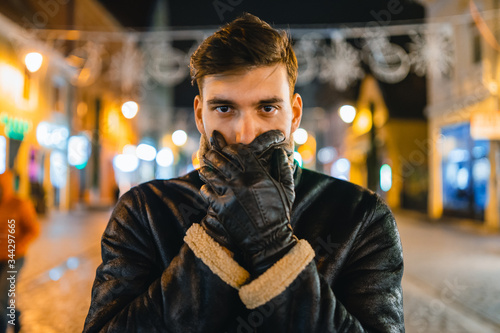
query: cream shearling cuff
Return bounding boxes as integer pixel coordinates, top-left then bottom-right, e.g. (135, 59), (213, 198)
(239, 239), (315, 309)
(184, 223), (250, 289)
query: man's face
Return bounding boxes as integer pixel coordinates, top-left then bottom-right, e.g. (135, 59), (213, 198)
(194, 64), (302, 156)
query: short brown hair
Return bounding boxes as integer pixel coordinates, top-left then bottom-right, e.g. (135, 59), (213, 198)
(189, 13), (298, 95)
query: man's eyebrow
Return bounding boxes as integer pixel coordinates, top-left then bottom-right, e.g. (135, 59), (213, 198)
(206, 98), (236, 106)
(206, 97), (284, 106)
(256, 97), (284, 105)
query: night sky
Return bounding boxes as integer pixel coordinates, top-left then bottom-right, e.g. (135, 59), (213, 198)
(97, 0), (427, 118)
(98, 0), (425, 28)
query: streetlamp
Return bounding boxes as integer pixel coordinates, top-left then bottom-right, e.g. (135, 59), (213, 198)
(339, 105), (356, 123)
(25, 52), (43, 73)
(121, 101), (139, 119)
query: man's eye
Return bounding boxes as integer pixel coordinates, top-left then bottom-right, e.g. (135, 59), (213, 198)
(262, 105), (277, 113)
(215, 106), (231, 113)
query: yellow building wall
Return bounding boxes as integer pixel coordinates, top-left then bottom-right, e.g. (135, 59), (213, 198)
(0, 0), (129, 212)
(346, 75), (428, 210)
(0, 34), (49, 202)
(382, 120), (428, 209)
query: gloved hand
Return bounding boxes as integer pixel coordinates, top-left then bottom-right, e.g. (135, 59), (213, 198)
(198, 129), (292, 252)
(199, 130), (297, 277)
(199, 212), (235, 251)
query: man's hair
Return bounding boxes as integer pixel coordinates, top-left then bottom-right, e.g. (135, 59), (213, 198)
(189, 13), (298, 95)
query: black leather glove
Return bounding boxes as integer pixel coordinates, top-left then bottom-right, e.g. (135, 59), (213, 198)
(199, 130), (297, 277)
(199, 213), (235, 250)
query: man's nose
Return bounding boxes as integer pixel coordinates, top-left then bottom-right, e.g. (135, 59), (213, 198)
(234, 114), (259, 145)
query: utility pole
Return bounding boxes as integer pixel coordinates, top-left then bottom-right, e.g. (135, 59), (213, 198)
(366, 102), (379, 193)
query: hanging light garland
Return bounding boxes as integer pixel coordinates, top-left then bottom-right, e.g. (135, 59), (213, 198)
(10, 8), (500, 93)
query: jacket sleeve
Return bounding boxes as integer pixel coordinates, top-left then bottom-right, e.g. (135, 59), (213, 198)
(224, 194), (404, 332)
(83, 187), (250, 333)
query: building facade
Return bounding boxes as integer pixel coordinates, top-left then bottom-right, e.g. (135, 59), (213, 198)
(422, 0), (500, 229)
(0, 0), (137, 212)
(344, 75), (428, 211)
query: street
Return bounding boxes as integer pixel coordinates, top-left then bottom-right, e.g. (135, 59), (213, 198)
(400, 211), (500, 333)
(14, 209), (109, 333)
(12, 208), (500, 333)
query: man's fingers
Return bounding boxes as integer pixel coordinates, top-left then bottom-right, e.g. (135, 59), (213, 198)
(220, 144), (252, 169)
(271, 148), (294, 187)
(199, 166), (227, 196)
(200, 183), (219, 204)
(210, 130), (228, 151)
(203, 149), (242, 180)
(248, 130), (285, 156)
(270, 148), (295, 209)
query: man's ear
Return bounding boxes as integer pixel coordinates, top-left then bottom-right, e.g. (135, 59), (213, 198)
(290, 93), (303, 134)
(194, 95), (205, 135)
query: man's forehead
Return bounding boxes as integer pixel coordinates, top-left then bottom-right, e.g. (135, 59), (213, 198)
(200, 64), (289, 98)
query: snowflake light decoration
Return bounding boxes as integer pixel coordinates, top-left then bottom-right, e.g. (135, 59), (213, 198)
(362, 30), (411, 84)
(409, 24), (455, 78)
(66, 41), (104, 87)
(108, 36), (145, 93)
(145, 41), (188, 87)
(294, 32), (323, 86)
(319, 37), (364, 91)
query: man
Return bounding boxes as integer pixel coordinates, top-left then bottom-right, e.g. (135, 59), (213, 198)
(84, 13), (404, 333)
(0, 170), (40, 333)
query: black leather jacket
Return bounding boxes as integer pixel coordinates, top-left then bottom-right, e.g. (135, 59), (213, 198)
(83, 165), (404, 332)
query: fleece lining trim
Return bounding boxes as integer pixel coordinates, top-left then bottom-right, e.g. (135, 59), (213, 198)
(184, 224), (250, 289)
(239, 239), (315, 309)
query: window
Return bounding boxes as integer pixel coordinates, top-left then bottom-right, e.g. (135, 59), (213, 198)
(441, 122), (489, 221)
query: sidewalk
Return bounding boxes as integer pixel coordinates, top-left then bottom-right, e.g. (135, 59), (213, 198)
(397, 210), (500, 333)
(16, 209), (111, 333)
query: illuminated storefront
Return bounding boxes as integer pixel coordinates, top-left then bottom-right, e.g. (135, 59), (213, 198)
(344, 75), (429, 211)
(0, 13), (74, 211)
(441, 123), (490, 220)
(424, 0), (499, 230)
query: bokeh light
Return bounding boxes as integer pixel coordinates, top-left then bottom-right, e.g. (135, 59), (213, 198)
(339, 105), (356, 123)
(121, 101), (139, 119)
(25, 52), (43, 73)
(172, 130), (188, 146)
(136, 143), (157, 161)
(156, 147), (174, 167)
(293, 128), (308, 145)
(380, 164), (392, 192)
(317, 146), (337, 164)
(293, 151), (303, 166)
(113, 154), (139, 172)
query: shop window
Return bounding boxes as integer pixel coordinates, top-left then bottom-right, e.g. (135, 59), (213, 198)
(441, 123), (489, 221)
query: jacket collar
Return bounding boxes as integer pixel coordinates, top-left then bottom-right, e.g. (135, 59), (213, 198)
(293, 159), (302, 188)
